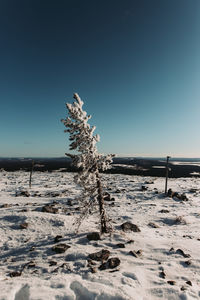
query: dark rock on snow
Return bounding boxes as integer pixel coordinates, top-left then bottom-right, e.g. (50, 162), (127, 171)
(99, 257), (120, 270)
(167, 280), (176, 285)
(9, 271), (22, 277)
(1, 203), (12, 208)
(121, 222), (141, 232)
(176, 249), (191, 258)
(52, 243), (70, 254)
(167, 189), (188, 201)
(115, 243), (125, 248)
(87, 232), (101, 241)
(42, 204), (58, 214)
(89, 249), (110, 261)
(159, 209), (170, 213)
(49, 260), (57, 266)
(54, 235), (63, 243)
(141, 186), (148, 191)
(90, 267), (97, 273)
(20, 222), (29, 229)
(184, 260), (192, 266)
(126, 240), (134, 244)
(129, 249), (143, 258)
(103, 192), (115, 202)
(181, 286), (187, 291)
(159, 271), (166, 279)
(148, 222), (160, 228)
(15, 190), (30, 197)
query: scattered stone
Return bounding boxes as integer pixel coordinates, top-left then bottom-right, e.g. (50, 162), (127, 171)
(129, 250), (143, 258)
(115, 189), (126, 193)
(11, 258), (17, 262)
(169, 247), (174, 252)
(42, 204), (58, 214)
(90, 267), (97, 273)
(1, 203), (12, 208)
(148, 222), (160, 228)
(31, 270), (39, 274)
(54, 235), (62, 243)
(67, 199), (73, 206)
(87, 232), (101, 241)
(109, 269), (120, 273)
(180, 194), (188, 201)
(186, 280), (192, 286)
(184, 260), (192, 266)
(21, 208), (29, 212)
(51, 263), (70, 273)
(121, 222), (141, 232)
(51, 267), (59, 273)
(167, 280), (176, 285)
(126, 240), (134, 244)
(137, 249), (143, 256)
(20, 222), (29, 229)
(9, 271), (22, 277)
(108, 257), (121, 268)
(45, 191), (61, 197)
(176, 249), (191, 258)
(99, 257), (120, 270)
(87, 259), (97, 266)
(89, 249), (110, 261)
(181, 286), (187, 291)
(49, 260), (57, 266)
(15, 190), (30, 197)
(159, 209), (170, 213)
(104, 193), (111, 201)
(189, 188), (197, 193)
(52, 243), (70, 254)
(174, 216), (187, 225)
(167, 189), (188, 201)
(141, 186), (148, 191)
(167, 189), (173, 197)
(26, 261), (36, 268)
(103, 193), (115, 202)
(159, 271), (166, 279)
(183, 235), (192, 239)
(115, 243), (125, 248)
(29, 246), (35, 252)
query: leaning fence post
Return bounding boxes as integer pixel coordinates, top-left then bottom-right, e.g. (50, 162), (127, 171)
(165, 156), (171, 194)
(29, 160), (34, 188)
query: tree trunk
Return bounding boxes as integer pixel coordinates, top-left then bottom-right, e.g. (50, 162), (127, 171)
(96, 172), (108, 234)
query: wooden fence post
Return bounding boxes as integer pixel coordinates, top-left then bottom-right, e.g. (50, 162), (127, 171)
(165, 156), (171, 194)
(29, 160), (34, 188)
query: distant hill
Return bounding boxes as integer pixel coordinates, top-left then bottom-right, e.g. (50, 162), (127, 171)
(0, 157), (200, 178)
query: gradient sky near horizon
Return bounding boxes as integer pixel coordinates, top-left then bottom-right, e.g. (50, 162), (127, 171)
(0, 0), (200, 158)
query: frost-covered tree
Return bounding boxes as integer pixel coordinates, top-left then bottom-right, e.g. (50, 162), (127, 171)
(61, 93), (114, 234)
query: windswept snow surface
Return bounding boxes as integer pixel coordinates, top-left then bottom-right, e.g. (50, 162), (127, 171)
(0, 171), (200, 300)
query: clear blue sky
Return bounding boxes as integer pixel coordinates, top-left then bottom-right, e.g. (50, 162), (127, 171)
(0, 0), (200, 158)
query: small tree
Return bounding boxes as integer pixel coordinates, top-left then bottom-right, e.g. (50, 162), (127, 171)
(61, 93), (114, 234)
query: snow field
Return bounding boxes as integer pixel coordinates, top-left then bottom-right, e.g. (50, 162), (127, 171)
(0, 171), (200, 299)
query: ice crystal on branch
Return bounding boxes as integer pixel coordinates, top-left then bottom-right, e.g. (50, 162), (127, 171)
(61, 93), (114, 233)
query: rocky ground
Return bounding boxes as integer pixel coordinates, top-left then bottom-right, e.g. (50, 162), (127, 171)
(0, 170), (200, 299)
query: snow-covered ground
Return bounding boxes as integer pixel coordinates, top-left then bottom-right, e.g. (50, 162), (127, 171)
(0, 171), (200, 300)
